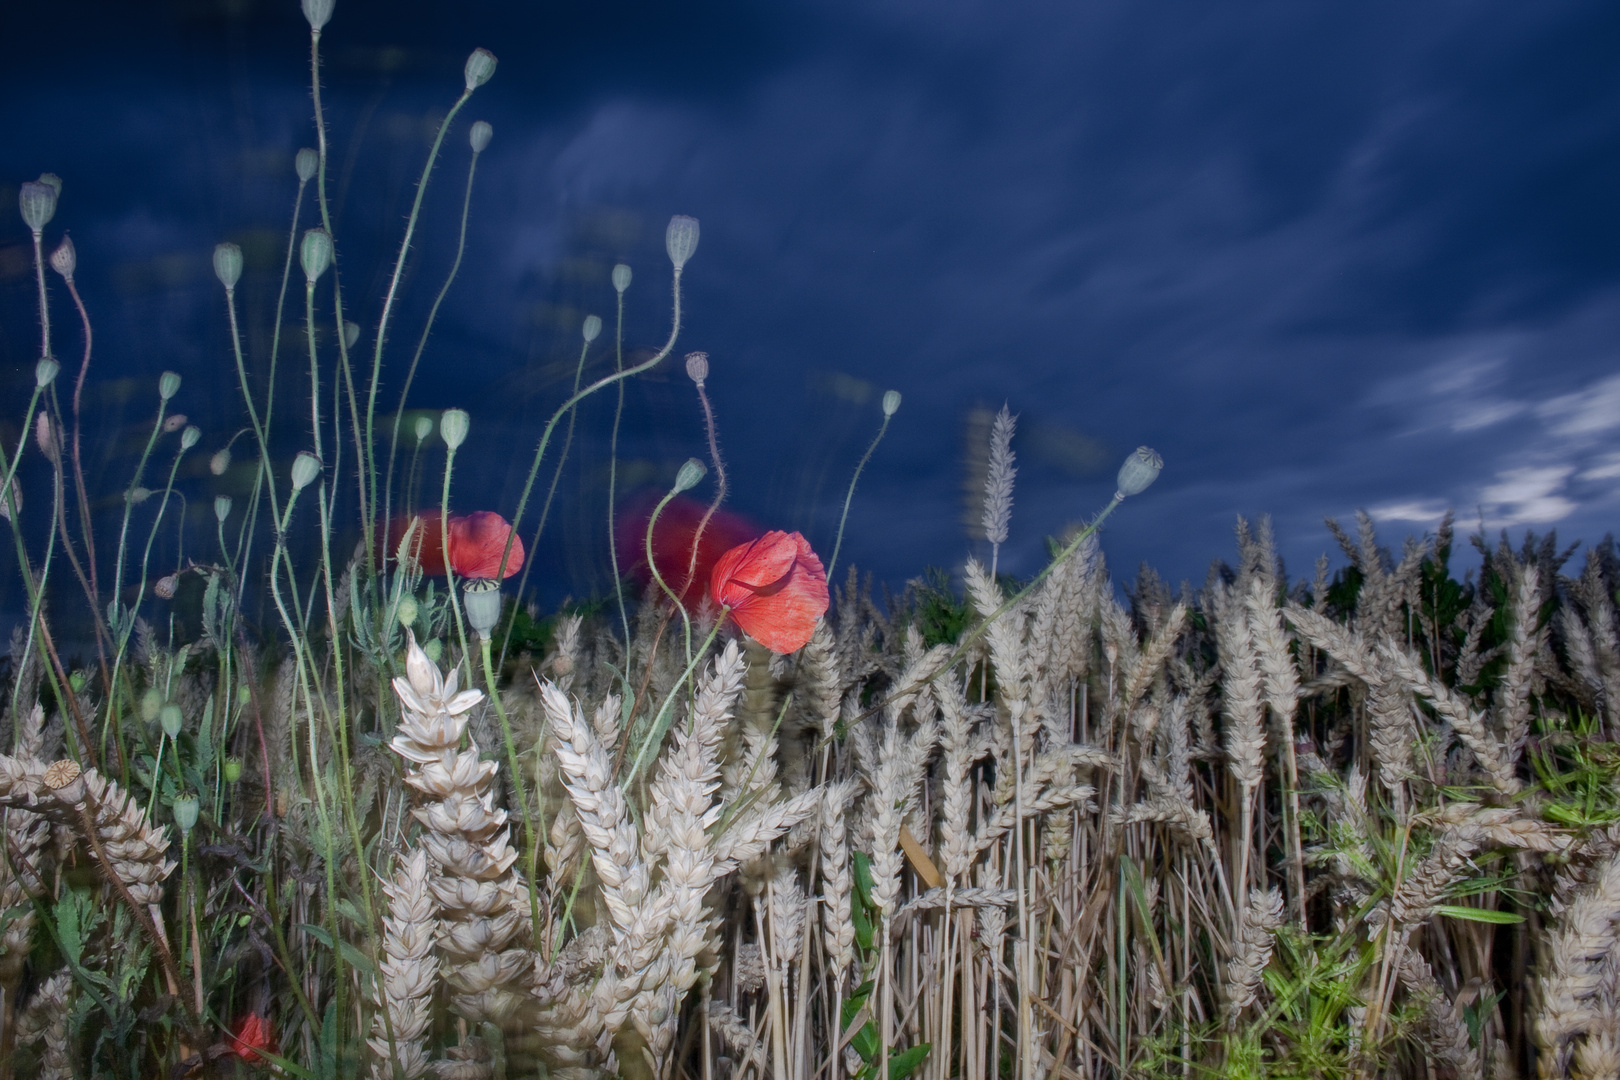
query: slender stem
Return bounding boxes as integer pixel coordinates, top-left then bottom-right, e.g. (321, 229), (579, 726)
(826, 410), (892, 582)
(644, 489), (693, 661)
(479, 636), (544, 944)
(441, 450), (469, 663)
(607, 289), (631, 649)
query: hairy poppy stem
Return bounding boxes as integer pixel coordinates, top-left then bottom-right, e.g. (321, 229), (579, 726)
(622, 617), (727, 790)
(826, 408), (894, 583)
(478, 636), (545, 945)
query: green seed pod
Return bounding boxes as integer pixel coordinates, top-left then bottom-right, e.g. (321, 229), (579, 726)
(665, 215), (700, 271)
(413, 415), (432, 442)
(18, 180), (57, 233)
(396, 594), (419, 628)
(49, 236), (75, 281)
(210, 448), (231, 476)
(159, 703), (184, 739)
(68, 670), (86, 694)
(35, 357), (59, 387)
(223, 757), (243, 783)
(440, 409), (469, 450)
(140, 688), (164, 722)
(583, 315), (602, 343)
(295, 147), (318, 182)
(291, 451), (322, 491)
(462, 578), (502, 638)
(470, 120), (492, 153)
(685, 352), (708, 384)
(674, 457), (707, 493)
(300, 228), (333, 282)
(464, 48), (498, 90)
(612, 263), (632, 293)
(1115, 446), (1164, 499)
(213, 242), (243, 290)
(159, 370), (182, 401)
(343, 321), (360, 351)
(181, 425), (200, 451)
(127, 486), (152, 505)
(171, 795), (199, 834)
(883, 390), (901, 417)
(214, 495), (233, 521)
(424, 638), (443, 663)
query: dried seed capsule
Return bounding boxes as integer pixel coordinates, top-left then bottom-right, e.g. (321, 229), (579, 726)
(19, 180), (57, 233)
(1115, 446), (1164, 499)
(50, 236), (75, 281)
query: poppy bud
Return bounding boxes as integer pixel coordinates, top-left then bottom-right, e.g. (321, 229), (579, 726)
(127, 486), (152, 505)
(34, 413), (57, 462)
(665, 215), (700, 271)
(296, 147), (318, 182)
(210, 448), (231, 475)
(291, 452), (322, 491)
(141, 689), (163, 722)
(69, 671), (85, 693)
(583, 315), (602, 343)
(35, 357), (59, 387)
(224, 756), (243, 782)
(213, 242), (243, 290)
(1114, 446), (1164, 499)
(674, 457), (707, 493)
(301, 0), (333, 31)
(612, 263), (632, 293)
(154, 574), (178, 599)
(685, 352), (709, 384)
(160, 703), (184, 738)
(423, 638), (443, 663)
(464, 48), (497, 90)
(413, 415), (432, 442)
(396, 595), (418, 628)
(162, 415), (188, 435)
(160, 371), (182, 401)
(883, 390), (901, 417)
(470, 120), (492, 153)
(50, 236), (75, 281)
(37, 174), (62, 197)
(300, 228), (333, 283)
(172, 794), (199, 834)
(18, 180), (57, 233)
(440, 409), (469, 450)
(215, 495), (233, 521)
(181, 425), (201, 451)
(462, 578), (502, 637)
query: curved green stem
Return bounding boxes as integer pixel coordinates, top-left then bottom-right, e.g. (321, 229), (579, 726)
(479, 636), (544, 945)
(826, 410), (893, 582)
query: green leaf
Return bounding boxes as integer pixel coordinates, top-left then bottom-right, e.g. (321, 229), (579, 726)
(850, 1021), (878, 1061)
(298, 922), (334, 947)
(1435, 905), (1524, 925)
(889, 1042), (932, 1080)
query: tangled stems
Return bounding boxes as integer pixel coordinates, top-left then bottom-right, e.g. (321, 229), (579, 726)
(495, 263), (688, 665)
(644, 486), (696, 662)
(382, 141), (485, 573)
(826, 406), (894, 582)
(477, 635), (544, 944)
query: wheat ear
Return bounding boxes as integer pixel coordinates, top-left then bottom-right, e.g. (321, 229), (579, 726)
(369, 849), (439, 1080)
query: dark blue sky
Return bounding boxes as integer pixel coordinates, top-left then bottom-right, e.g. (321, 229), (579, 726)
(3, 0), (1619, 612)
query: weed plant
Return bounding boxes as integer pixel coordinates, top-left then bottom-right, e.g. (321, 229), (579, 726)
(1, 5), (1618, 1079)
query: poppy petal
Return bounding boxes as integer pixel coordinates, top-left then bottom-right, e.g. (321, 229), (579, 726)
(711, 531), (829, 654)
(448, 511), (525, 579)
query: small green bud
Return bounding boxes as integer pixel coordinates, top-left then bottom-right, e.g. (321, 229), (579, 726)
(470, 120), (492, 153)
(440, 409), (469, 450)
(300, 228), (333, 282)
(343, 321), (360, 351)
(68, 670), (86, 694)
(213, 242), (243, 290)
(295, 147), (318, 182)
(140, 688), (164, 722)
(181, 425), (200, 451)
(413, 415), (432, 442)
(882, 390), (901, 417)
(171, 794), (199, 834)
(19, 180), (57, 233)
(583, 315), (602, 343)
(665, 215), (700, 271)
(35, 357), (59, 387)
(215, 494), (233, 521)
(464, 48), (498, 90)
(291, 451), (322, 491)
(612, 263), (632, 293)
(159, 703), (184, 739)
(396, 594), (419, 628)
(685, 352), (709, 384)
(159, 370), (182, 401)
(49, 236), (75, 281)
(301, 0), (334, 31)
(1115, 446), (1164, 499)
(462, 578), (502, 637)
(424, 638), (443, 663)
(210, 448), (231, 475)
(127, 486), (152, 505)
(674, 457), (707, 493)
(223, 757), (243, 783)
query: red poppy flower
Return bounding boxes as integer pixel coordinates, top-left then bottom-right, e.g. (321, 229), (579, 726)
(616, 492), (760, 609)
(709, 530), (829, 654)
(385, 511), (525, 580)
(229, 1012), (275, 1062)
